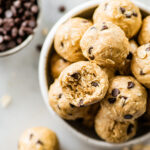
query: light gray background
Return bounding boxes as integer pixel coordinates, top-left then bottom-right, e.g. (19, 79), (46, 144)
(0, 0), (150, 150)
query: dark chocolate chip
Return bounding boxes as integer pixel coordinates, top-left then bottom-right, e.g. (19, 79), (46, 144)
(124, 114), (133, 119)
(71, 72), (81, 80)
(11, 27), (18, 38)
(89, 55), (95, 60)
(120, 96), (128, 100)
(78, 99), (84, 107)
(4, 35), (11, 41)
(91, 81), (99, 87)
(13, 1), (21, 8)
(145, 47), (150, 51)
(112, 88), (120, 97)
(5, 10), (13, 18)
(127, 82), (135, 89)
(125, 14), (132, 18)
(58, 94), (62, 99)
(36, 140), (44, 145)
(28, 20), (36, 28)
(127, 124), (134, 135)
(76, 118), (83, 123)
(88, 46), (93, 55)
(101, 25), (108, 31)
(59, 5), (66, 12)
(108, 97), (116, 104)
(31, 5), (39, 14)
(24, 2), (32, 9)
(120, 7), (125, 14)
(29, 134), (33, 140)
(140, 70), (145, 75)
(0, 35), (4, 44)
(132, 12), (138, 17)
(115, 70), (120, 75)
(60, 41), (64, 47)
(126, 52), (133, 60)
(69, 103), (75, 108)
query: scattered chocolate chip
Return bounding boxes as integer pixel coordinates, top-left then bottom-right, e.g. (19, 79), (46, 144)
(58, 94), (62, 99)
(127, 82), (135, 89)
(112, 88), (120, 97)
(59, 5), (66, 12)
(78, 99), (84, 107)
(91, 81), (99, 87)
(76, 118), (83, 123)
(69, 103), (75, 108)
(11, 27), (18, 38)
(68, 113), (72, 116)
(67, 85), (73, 90)
(132, 12), (138, 17)
(126, 52), (133, 60)
(120, 96), (128, 100)
(71, 72), (81, 80)
(60, 41), (64, 47)
(36, 140), (44, 145)
(120, 7), (125, 14)
(13, 1), (21, 8)
(0, 35), (4, 44)
(145, 47), (150, 51)
(115, 70), (120, 75)
(29, 134), (33, 140)
(125, 14), (132, 18)
(127, 124), (134, 135)
(101, 25), (108, 31)
(31, 5), (39, 14)
(5, 10), (13, 18)
(108, 97), (116, 104)
(28, 20), (36, 28)
(140, 70), (145, 75)
(124, 114), (133, 119)
(89, 55), (95, 60)
(88, 46), (93, 55)
(36, 44), (42, 52)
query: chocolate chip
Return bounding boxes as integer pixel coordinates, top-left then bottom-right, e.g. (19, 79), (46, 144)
(36, 140), (44, 145)
(115, 70), (120, 75)
(140, 70), (145, 75)
(5, 10), (13, 18)
(28, 20), (36, 28)
(126, 52), (133, 60)
(108, 97), (116, 104)
(16, 38), (22, 44)
(88, 46), (93, 55)
(24, 2), (32, 9)
(127, 82), (135, 89)
(120, 96), (128, 100)
(71, 72), (81, 80)
(60, 41), (64, 47)
(31, 5), (39, 14)
(132, 12), (138, 17)
(29, 134), (33, 140)
(112, 88), (120, 97)
(76, 118), (83, 123)
(124, 114), (133, 119)
(0, 35), (4, 44)
(13, 1), (21, 8)
(69, 103), (75, 108)
(101, 25), (108, 31)
(145, 47), (150, 51)
(59, 5), (66, 12)
(120, 7), (125, 14)
(125, 14), (132, 18)
(11, 27), (18, 38)
(58, 94), (62, 99)
(127, 124), (134, 135)
(89, 55), (95, 60)
(91, 81), (99, 87)
(78, 99), (84, 107)
(4, 35), (11, 41)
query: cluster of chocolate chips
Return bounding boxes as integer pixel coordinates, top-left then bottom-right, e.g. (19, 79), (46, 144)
(0, 0), (39, 52)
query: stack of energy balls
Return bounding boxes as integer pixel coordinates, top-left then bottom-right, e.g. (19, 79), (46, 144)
(49, 0), (150, 143)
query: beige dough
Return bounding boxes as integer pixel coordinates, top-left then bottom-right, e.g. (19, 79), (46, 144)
(102, 67), (115, 80)
(131, 43), (150, 88)
(49, 79), (97, 120)
(59, 61), (109, 107)
(101, 76), (147, 121)
(80, 22), (130, 69)
(50, 52), (71, 78)
(54, 17), (92, 62)
(93, 0), (142, 39)
(138, 16), (150, 45)
(95, 108), (137, 143)
(18, 127), (59, 150)
(130, 40), (138, 55)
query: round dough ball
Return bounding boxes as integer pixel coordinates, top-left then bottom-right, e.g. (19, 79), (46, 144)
(49, 79), (95, 120)
(138, 16), (150, 45)
(93, 0), (142, 39)
(18, 127), (59, 150)
(101, 76), (147, 121)
(131, 43), (150, 88)
(95, 108), (137, 143)
(59, 61), (109, 107)
(130, 40), (138, 55)
(54, 17), (92, 62)
(50, 52), (71, 78)
(80, 22), (130, 69)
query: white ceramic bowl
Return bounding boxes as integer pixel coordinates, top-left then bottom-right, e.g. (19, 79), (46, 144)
(0, 0), (41, 57)
(39, 0), (150, 149)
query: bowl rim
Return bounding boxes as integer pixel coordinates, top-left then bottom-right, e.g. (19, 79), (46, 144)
(0, 0), (41, 57)
(39, 0), (150, 148)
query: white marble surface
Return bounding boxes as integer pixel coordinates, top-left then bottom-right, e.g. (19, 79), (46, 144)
(0, 0), (150, 150)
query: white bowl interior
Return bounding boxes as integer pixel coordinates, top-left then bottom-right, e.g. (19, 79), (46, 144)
(39, 0), (150, 149)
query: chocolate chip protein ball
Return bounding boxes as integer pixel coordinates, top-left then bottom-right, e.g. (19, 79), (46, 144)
(131, 43), (150, 88)
(138, 16), (150, 45)
(54, 17), (92, 62)
(101, 76), (147, 121)
(93, 0), (142, 39)
(80, 22), (130, 69)
(95, 108), (137, 143)
(18, 127), (59, 150)
(50, 52), (71, 78)
(59, 61), (109, 107)
(49, 79), (94, 120)
(130, 40), (138, 55)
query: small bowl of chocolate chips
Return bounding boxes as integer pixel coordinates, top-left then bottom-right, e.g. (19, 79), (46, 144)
(0, 0), (40, 57)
